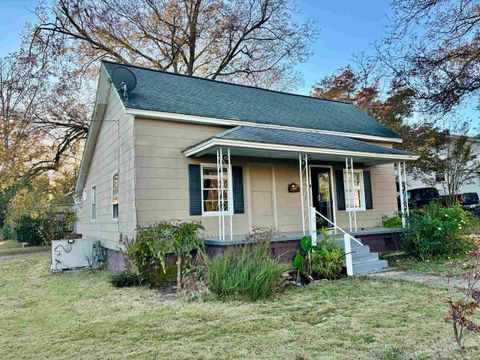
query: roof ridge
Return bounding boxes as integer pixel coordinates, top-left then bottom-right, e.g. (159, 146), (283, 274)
(101, 59), (354, 106)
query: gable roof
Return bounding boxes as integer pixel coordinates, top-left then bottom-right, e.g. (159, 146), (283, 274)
(102, 61), (401, 141)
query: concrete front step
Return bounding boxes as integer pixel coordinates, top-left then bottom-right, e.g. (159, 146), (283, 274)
(353, 259), (389, 276)
(333, 238), (388, 275)
(352, 251), (379, 264)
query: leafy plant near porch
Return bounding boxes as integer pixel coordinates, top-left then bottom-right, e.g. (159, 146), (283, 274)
(293, 229), (344, 281)
(125, 220), (204, 289)
(382, 214), (403, 228)
(404, 203), (473, 259)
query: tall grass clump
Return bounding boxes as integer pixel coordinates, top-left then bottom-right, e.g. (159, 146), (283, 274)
(203, 233), (285, 301)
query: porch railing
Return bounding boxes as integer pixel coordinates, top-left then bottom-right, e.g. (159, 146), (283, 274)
(308, 206), (362, 276)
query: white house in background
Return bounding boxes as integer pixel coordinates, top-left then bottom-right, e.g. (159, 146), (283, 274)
(407, 135), (480, 197)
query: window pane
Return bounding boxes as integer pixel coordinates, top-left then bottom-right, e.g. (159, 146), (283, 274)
(203, 200), (219, 212)
(202, 165), (230, 213)
(113, 204), (119, 220)
(112, 173), (119, 204)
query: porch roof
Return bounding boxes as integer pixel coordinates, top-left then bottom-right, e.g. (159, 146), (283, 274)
(183, 126), (418, 165)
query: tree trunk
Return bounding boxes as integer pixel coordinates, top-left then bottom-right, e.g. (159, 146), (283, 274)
(176, 254), (182, 290)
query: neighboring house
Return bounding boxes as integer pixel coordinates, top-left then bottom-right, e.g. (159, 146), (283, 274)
(74, 61), (418, 275)
(407, 136), (480, 198)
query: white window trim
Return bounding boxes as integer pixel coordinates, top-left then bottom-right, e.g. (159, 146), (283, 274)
(91, 185), (97, 222)
(201, 163), (233, 217)
(112, 171), (119, 221)
(343, 169), (366, 211)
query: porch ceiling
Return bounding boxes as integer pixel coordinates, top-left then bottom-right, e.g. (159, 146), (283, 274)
(183, 126), (418, 166)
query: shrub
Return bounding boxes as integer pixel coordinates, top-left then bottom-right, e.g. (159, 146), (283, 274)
(15, 215), (42, 245)
(109, 271), (142, 287)
(38, 210), (77, 244)
(404, 203), (474, 258)
(0, 224), (16, 241)
(125, 220), (204, 289)
(382, 215), (403, 228)
(202, 236), (285, 301)
(293, 230), (344, 281)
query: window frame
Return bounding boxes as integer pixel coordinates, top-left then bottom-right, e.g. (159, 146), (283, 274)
(112, 171), (119, 221)
(91, 185), (97, 222)
(200, 163), (233, 217)
(435, 172), (446, 183)
(343, 169), (366, 211)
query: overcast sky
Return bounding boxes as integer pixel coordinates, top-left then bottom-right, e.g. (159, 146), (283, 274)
(1, 0), (478, 126)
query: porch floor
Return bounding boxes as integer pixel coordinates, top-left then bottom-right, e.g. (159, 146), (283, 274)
(204, 227), (404, 246)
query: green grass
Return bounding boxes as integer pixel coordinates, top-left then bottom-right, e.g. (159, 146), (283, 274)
(0, 240), (49, 256)
(0, 253), (478, 359)
(382, 252), (470, 278)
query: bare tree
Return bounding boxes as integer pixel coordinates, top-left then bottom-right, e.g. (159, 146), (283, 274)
(379, 0), (480, 113)
(0, 51), (88, 189)
(34, 0), (317, 90)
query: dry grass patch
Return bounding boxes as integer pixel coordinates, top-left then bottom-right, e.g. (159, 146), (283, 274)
(0, 253), (478, 359)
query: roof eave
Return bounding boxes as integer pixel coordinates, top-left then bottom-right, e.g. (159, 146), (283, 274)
(182, 138), (419, 161)
(126, 108), (403, 144)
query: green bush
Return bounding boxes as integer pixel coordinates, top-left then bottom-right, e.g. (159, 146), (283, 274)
(15, 215), (42, 245)
(404, 203), (474, 258)
(38, 210), (77, 244)
(0, 224), (16, 241)
(109, 272), (142, 287)
(382, 215), (403, 228)
(125, 220), (204, 288)
(202, 239), (285, 301)
(293, 230), (345, 281)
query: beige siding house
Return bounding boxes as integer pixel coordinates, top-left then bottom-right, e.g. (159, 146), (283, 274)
(75, 61), (417, 275)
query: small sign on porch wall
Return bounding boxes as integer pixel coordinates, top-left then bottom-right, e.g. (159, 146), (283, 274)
(288, 183), (300, 193)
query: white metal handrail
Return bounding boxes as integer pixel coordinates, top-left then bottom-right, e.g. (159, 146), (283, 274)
(313, 209), (363, 247)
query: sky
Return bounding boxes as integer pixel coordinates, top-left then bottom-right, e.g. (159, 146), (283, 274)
(1, 0), (478, 125)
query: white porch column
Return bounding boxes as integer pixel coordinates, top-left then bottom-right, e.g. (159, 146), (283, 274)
(397, 161), (409, 228)
(217, 147), (233, 240)
(345, 157), (357, 232)
(299, 154), (311, 236)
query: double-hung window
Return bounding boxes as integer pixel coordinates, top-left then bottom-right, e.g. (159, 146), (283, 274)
(91, 186), (96, 221)
(112, 172), (119, 220)
(201, 165), (231, 215)
(344, 170), (365, 211)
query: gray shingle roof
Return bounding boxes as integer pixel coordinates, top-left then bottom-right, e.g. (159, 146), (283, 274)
(213, 126), (412, 156)
(102, 61), (401, 140)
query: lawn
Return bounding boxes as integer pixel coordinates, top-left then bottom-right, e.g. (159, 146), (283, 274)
(0, 240), (49, 257)
(1, 253), (478, 359)
(382, 252), (470, 278)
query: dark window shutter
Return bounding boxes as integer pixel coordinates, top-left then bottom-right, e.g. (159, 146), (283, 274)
(335, 169), (346, 211)
(364, 170), (373, 210)
(188, 164), (202, 215)
(232, 166), (245, 214)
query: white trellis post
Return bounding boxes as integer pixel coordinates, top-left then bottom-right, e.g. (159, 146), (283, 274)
(345, 157), (357, 232)
(397, 161), (409, 228)
(299, 154), (311, 236)
(217, 148), (233, 241)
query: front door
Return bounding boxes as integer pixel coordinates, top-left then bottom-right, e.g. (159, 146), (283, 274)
(310, 167), (334, 228)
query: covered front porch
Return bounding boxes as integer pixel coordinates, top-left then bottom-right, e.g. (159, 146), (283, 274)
(183, 126), (417, 275)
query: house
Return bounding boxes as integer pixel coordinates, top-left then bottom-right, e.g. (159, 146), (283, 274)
(74, 61), (418, 275)
(407, 135), (480, 203)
